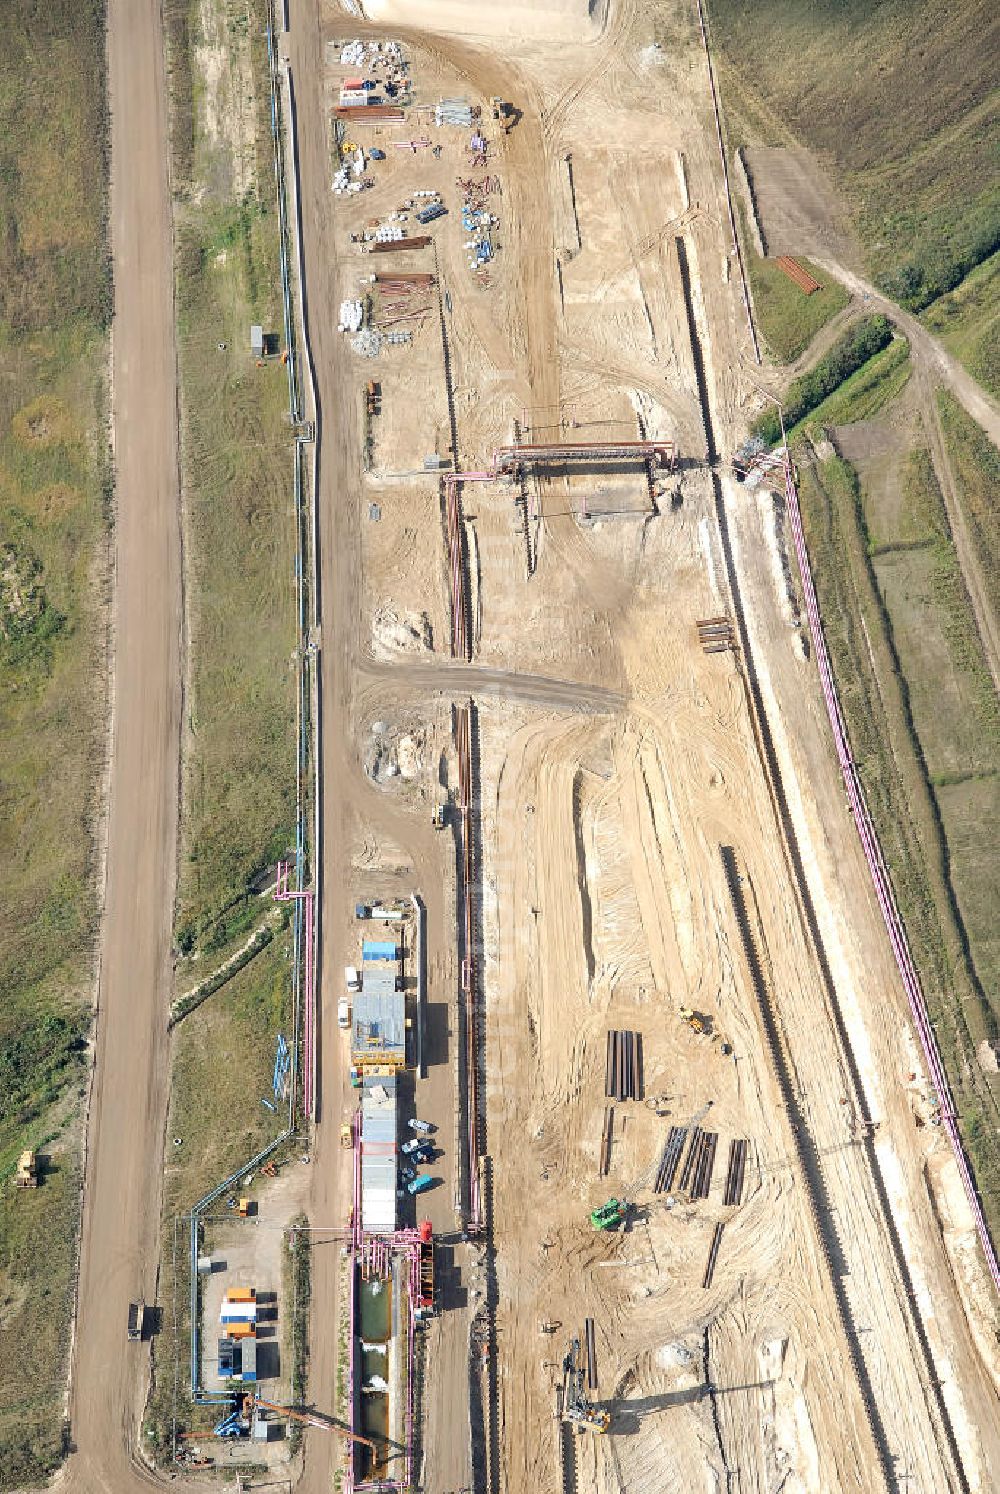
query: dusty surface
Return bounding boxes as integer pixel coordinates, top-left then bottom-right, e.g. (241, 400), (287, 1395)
(743, 145), (859, 265)
(293, 2), (1000, 1492)
(61, 0), (181, 1489)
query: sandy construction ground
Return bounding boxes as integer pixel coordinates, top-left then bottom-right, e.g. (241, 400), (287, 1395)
(287, 2), (1000, 1492)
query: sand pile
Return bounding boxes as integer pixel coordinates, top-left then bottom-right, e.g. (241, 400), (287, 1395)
(363, 0), (608, 45)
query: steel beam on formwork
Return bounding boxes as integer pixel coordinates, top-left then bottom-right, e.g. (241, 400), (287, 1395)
(493, 438), (676, 472)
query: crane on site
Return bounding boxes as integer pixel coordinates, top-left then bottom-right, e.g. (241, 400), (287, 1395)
(561, 1337), (610, 1433)
(253, 1397), (376, 1451)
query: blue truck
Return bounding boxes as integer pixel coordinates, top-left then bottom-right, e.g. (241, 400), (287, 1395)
(415, 202), (447, 226)
(407, 1173), (434, 1195)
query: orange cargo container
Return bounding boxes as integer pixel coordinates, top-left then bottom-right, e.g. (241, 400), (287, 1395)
(225, 1287), (256, 1302)
(227, 1321), (256, 1340)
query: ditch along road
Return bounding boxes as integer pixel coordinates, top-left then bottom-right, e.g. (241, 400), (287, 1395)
(61, 0), (181, 1490)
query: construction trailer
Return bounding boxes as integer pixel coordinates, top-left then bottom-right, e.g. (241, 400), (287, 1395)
(126, 1301), (148, 1342)
(360, 1074), (398, 1234)
(15, 1150), (38, 1188)
(217, 1335), (257, 1383)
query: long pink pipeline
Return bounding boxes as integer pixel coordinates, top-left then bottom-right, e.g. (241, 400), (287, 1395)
(782, 460), (1000, 1294)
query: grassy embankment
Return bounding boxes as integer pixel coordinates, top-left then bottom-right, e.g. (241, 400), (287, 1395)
(772, 340), (1000, 1233)
(0, 2), (110, 1482)
(922, 251), (1000, 400)
(145, 0), (304, 1456)
(742, 241), (848, 363)
(709, 0), (1000, 381)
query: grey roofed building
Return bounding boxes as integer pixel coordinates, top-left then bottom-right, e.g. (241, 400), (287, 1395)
(361, 1073), (397, 1234)
(351, 987), (405, 1067)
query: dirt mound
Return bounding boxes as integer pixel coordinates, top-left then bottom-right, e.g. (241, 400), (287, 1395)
(364, 0), (608, 44)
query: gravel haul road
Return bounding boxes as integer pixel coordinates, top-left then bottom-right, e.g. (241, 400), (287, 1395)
(63, 0), (182, 1488)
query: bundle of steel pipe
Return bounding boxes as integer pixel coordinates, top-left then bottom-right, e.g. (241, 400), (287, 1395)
(702, 1222), (724, 1288)
(680, 1128), (717, 1197)
(723, 1138), (749, 1206)
(604, 1030), (642, 1100)
(585, 1317), (597, 1390)
(653, 1126), (688, 1194)
(775, 255), (822, 294)
(691, 1132), (717, 1200)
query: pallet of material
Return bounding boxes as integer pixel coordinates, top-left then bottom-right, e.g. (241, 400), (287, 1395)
(774, 256), (822, 295)
(366, 236), (432, 255)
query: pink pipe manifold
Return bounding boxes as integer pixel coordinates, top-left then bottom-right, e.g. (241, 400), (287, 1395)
(782, 458), (999, 1295)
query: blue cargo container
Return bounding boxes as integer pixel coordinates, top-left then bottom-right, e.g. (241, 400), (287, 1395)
(363, 940), (400, 961)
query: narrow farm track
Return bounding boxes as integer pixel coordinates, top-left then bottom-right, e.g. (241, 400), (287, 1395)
(814, 258), (1000, 447)
(63, 0), (182, 1489)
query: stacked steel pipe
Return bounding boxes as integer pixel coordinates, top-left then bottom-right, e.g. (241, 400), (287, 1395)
(680, 1129), (717, 1199)
(702, 1222), (724, 1288)
(696, 616), (735, 654)
(724, 1138), (749, 1206)
(775, 256), (822, 294)
(605, 1030), (642, 1101)
(653, 1126), (688, 1194)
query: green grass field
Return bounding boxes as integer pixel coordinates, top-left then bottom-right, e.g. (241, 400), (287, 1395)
(709, 0), (999, 313)
(922, 251), (1000, 400)
(170, 0), (297, 967)
(0, 2), (110, 1481)
(737, 201), (848, 363)
(935, 389), (1000, 624)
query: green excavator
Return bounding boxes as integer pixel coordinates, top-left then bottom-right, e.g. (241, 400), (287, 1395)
(590, 1198), (627, 1231)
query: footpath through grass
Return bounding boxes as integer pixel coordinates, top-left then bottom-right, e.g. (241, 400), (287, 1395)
(0, 1), (110, 1482)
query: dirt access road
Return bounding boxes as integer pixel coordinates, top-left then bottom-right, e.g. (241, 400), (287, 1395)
(59, 0), (181, 1490)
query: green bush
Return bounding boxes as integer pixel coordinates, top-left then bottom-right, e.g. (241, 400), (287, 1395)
(754, 315), (894, 443)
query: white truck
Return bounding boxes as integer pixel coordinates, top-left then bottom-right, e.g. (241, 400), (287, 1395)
(338, 998), (351, 1030)
(344, 964), (361, 992)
